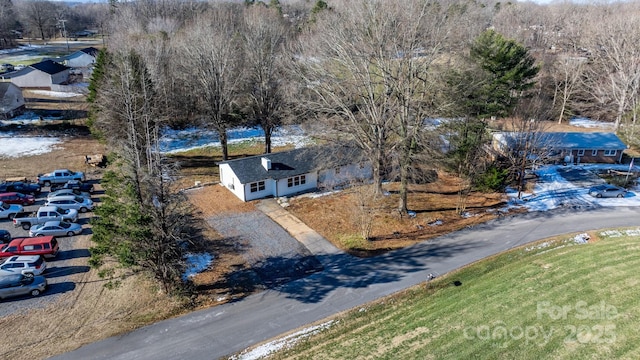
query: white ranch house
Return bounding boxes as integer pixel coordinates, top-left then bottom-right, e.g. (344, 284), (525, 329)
(219, 146), (372, 202)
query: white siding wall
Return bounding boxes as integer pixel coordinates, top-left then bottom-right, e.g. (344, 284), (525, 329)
(219, 163), (246, 201)
(10, 69), (52, 88)
(0, 84), (24, 115)
(275, 172), (318, 198)
(244, 179), (276, 201)
(67, 53), (95, 68)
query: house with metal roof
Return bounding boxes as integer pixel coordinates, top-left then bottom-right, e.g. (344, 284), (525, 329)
(493, 132), (627, 164)
(0, 82), (25, 119)
(0, 60), (70, 89)
(218, 145), (372, 201)
(64, 47), (99, 68)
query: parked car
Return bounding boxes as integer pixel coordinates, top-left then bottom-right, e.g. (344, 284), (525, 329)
(0, 192), (36, 206)
(45, 195), (94, 213)
(0, 202), (23, 219)
(13, 205), (79, 230)
(588, 184), (628, 198)
(0, 230), (10, 243)
(0, 274), (47, 300)
(0, 63), (14, 72)
(37, 169), (85, 187)
(50, 180), (93, 194)
(29, 221), (82, 237)
(0, 236), (59, 259)
(0, 182), (41, 195)
(47, 188), (91, 200)
(0, 255), (46, 277)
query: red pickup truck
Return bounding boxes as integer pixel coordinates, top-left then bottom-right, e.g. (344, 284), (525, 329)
(0, 236), (59, 259)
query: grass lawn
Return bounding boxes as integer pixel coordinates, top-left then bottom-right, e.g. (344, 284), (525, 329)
(268, 229), (640, 359)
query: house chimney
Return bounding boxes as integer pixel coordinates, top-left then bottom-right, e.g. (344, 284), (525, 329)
(261, 157), (272, 171)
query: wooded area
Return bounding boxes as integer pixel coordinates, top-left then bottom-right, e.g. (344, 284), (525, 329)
(7, 0), (639, 292)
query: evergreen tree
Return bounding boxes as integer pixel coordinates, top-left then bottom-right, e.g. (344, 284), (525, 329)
(468, 29), (539, 119)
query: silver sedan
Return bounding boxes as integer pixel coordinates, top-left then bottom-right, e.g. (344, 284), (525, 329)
(29, 221), (83, 237)
(588, 184), (628, 198)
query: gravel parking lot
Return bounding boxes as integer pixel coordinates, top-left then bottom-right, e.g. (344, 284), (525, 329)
(207, 211), (322, 288)
(0, 187), (95, 316)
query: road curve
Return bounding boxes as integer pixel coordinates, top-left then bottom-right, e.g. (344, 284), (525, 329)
(51, 207), (640, 360)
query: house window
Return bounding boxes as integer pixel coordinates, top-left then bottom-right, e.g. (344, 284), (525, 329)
(604, 150), (617, 156)
(592, 150), (598, 156)
(250, 181), (265, 193)
(287, 175), (306, 188)
(577, 149), (585, 156)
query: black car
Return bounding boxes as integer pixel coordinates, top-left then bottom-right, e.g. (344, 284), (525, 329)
(50, 180), (94, 193)
(0, 182), (41, 195)
(0, 230), (10, 243)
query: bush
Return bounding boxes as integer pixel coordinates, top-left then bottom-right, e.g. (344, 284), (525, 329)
(476, 165), (508, 191)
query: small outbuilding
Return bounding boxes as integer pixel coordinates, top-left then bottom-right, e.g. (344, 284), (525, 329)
(0, 60), (70, 89)
(218, 145), (372, 202)
(0, 82), (25, 119)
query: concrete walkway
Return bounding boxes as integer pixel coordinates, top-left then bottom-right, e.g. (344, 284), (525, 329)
(255, 198), (343, 266)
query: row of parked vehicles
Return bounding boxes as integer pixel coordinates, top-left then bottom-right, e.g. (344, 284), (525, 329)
(0, 169), (95, 301)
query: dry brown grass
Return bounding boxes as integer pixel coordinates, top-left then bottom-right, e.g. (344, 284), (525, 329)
(287, 171), (522, 256)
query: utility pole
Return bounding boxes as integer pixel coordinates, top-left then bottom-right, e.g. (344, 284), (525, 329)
(59, 19), (70, 53)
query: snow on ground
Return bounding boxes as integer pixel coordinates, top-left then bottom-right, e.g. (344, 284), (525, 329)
(0, 111), (63, 125)
(506, 163), (640, 212)
(160, 125), (311, 153)
(0, 134), (60, 158)
(182, 253), (214, 281)
(29, 89), (84, 98)
(569, 117), (615, 129)
(230, 321), (334, 360)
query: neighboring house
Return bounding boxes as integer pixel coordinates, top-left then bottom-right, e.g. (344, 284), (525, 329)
(0, 82), (25, 119)
(0, 60), (70, 89)
(219, 145), (372, 202)
(493, 132), (627, 164)
(64, 47), (99, 68)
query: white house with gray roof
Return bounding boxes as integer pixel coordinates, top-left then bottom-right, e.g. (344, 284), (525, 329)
(218, 145), (372, 202)
(493, 132), (627, 164)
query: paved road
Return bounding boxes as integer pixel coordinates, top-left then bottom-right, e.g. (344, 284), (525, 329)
(51, 206), (640, 360)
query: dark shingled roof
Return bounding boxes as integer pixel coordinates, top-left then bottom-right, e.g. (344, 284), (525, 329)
(30, 60), (69, 75)
(0, 82), (14, 96)
(219, 144), (365, 184)
(80, 47), (100, 57)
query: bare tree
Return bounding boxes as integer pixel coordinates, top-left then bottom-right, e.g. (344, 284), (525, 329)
(242, 5), (290, 154)
(549, 54), (586, 124)
(177, 7), (244, 160)
(17, 0), (60, 40)
(0, 0), (17, 49)
(583, 4), (640, 131)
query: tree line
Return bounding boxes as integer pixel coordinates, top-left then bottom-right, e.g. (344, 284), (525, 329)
(85, 0), (640, 293)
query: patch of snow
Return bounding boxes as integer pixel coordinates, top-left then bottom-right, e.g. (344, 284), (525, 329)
(573, 233), (590, 244)
(308, 190), (341, 199)
(0, 135), (60, 158)
(182, 253), (213, 281)
(623, 229), (640, 236)
(599, 230), (622, 238)
(231, 321), (334, 360)
(160, 125), (311, 154)
(407, 211), (417, 218)
(504, 164), (640, 213)
(0, 111), (63, 125)
(29, 90), (84, 98)
(569, 117), (615, 129)
(428, 220), (443, 227)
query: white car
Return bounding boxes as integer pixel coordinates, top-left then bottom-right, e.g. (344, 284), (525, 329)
(0, 255), (46, 277)
(45, 195), (94, 213)
(29, 220), (83, 237)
